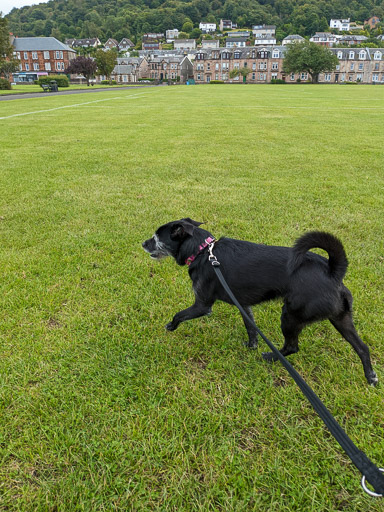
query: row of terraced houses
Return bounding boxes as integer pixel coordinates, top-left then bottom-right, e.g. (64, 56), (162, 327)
(10, 36), (384, 85)
(192, 46), (384, 84)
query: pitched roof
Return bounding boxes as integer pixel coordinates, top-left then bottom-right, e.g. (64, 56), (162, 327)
(13, 37), (75, 52)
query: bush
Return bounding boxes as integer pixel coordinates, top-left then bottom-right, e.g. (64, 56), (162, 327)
(270, 78), (286, 84)
(0, 78), (12, 90)
(101, 79), (117, 85)
(210, 80), (225, 84)
(37, 75), (69, 88)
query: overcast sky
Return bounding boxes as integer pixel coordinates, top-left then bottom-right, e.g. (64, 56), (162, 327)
(2, 0), (50, 16)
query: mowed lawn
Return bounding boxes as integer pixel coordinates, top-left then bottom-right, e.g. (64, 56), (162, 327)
(0, 85), (383, 511)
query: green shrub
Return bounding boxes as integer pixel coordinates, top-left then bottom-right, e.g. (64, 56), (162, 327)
(270, 78), (286, 84)
(101, 79), (117, 85)
(0, 78), (12, 90)
(37, 75), (69, 88)
(210, 80), (225, 84)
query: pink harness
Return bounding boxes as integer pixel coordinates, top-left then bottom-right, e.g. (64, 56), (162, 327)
(185, 237), (215, 266)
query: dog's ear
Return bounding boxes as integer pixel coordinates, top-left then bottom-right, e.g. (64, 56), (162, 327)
(182, 218), (204, 228)
(170, 219), (204, 240)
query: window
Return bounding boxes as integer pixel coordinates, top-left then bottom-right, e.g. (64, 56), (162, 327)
(337, 51), (343, 59)
(25, 63), (29, 71)
(372, 73), (379, 82)
(373, 52), (382, 61)
(359, 51), (366, 60)
(215, 73), (219, 80)
(32, 52), (38, 59)
(336, 64), (340, 71)
(197, 73), (201, 80)
(234, 52), (241, 59)
(324, 73), (331, 81)
(272, 51), (279, 58)
(290, 73), (295, 81)
(55, 51), (63, 59)
(349, 51), (355, 59)
(301, 72), (308, 80)
(252, 62), (256, 70)
(215, 63), (219, 70)
(271, 73), (277, 79)
(234, 62), (240, 69)
(374, 63), (379, 71)
(44, 51), (50, 59)
(356, 73), (362, 81)
(252, 72), (256, 80)
(350, 63), (354, 71)
(33, 63), (39, 70)
(45, 62), (51, 71)
(206, 75), (210, 82)
(272, 62), (278, 70)
(358, 63), (363, 70)
(207, 63), (210, 70)
(24, 52), (28, 59)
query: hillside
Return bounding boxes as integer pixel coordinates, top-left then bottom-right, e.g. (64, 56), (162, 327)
(5, 0), (384, 43)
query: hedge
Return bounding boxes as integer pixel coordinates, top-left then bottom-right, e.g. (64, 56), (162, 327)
(0, 78), (12, 90)
(37, 75), (69, 88)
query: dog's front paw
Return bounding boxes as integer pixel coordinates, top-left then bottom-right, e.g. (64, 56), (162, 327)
(367, 371), (378, 387)
(165, 322), (177, 331)
(262, 351), (278, 362)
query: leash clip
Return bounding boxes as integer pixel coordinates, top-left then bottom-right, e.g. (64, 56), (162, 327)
(208, 241), (220, 266)
(361, 468), (384, 497)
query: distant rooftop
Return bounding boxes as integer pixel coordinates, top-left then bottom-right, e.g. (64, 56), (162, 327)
(13, 37), (74, 52)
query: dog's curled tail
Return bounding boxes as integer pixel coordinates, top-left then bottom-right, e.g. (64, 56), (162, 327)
(288, 231), (348, 281)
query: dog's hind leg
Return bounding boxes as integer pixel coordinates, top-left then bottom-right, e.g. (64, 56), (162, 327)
(240, 306), (258, 349)
(330, 313), (378, 386)
(262, 305), (303, 362)
(165, 299), (213, 332)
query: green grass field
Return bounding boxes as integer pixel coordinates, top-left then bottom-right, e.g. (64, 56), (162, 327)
(0, 84), (383, 511)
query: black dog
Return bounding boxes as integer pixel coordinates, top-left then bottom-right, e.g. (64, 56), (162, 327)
(142, 218), (378, 386)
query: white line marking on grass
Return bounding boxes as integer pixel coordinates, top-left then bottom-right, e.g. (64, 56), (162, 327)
(0, 93), (148, 120)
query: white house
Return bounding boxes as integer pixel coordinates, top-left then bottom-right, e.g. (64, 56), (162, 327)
(329, 18), (350, 31)
(199, 23), (216, 33)
(254, 35), (276, 46)
(282, 35), (305, 45)
(309, 32), (339, 46)
(166, 29), (179, 42)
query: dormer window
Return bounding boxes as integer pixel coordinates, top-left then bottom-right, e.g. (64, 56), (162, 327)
(359, 51), (366, 60)
(272, 50), (279, 58)
(337, 51), (343, 59)
(373, 51), (381, 60)
(349, 51), (355, 59)
(234, 52), (241, 59)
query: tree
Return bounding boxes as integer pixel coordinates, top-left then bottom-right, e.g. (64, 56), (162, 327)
(65, 56), (97, 86)
(95, 49), (117, 84)
(182, 21), (193, 33)
(0, 14), (19, 85)
(283, 40), (339, 83)
(230, 67), (251, 83)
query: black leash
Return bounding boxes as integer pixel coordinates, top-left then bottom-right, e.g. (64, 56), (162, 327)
(207, 241), (384, 497)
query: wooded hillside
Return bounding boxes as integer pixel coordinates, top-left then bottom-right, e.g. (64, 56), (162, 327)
(5, 0), (384, 42)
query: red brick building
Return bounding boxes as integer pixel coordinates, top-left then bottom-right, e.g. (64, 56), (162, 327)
(12, 37), (76, 82)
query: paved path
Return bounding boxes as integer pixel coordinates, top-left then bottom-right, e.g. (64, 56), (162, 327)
(0, 85), (159, 101)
